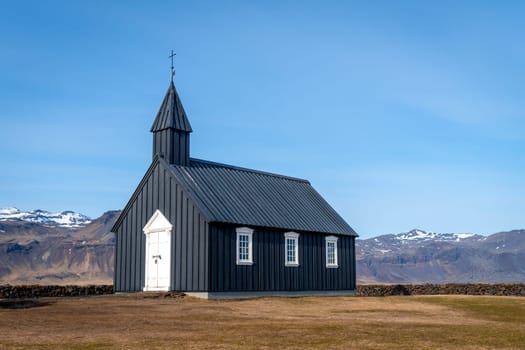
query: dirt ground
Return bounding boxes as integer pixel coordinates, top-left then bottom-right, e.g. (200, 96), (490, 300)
(1, 294), (524, 349)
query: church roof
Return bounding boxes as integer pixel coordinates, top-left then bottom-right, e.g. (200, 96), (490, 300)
(150, 81), (192, 132)
(163, 157), (357, 236)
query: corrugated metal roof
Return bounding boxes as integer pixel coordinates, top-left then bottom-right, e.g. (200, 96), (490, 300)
(150, 81), (193, 132)
(162, 157), (357, 236)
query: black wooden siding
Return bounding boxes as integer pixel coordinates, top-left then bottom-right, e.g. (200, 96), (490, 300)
(114, 159), (208, 292)
(208, 223), (355, 292)
(153, 130), (190, 166)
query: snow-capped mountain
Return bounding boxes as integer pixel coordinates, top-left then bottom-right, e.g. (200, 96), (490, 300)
(0, 210), (118, 285)
(356, 229), (525, 284)
(394, 229), (482, 242)
(0, 207), (91, 228)
(358, 229), (485, 255)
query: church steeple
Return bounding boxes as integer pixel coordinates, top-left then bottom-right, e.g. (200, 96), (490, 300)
(150, 79), (192, 166)
(151, 80), (192, 133)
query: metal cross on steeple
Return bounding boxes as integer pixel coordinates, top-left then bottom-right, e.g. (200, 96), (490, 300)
(169, 50), (176, 80)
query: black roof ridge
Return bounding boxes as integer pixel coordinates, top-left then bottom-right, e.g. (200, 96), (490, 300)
(187, 157), (310, 184)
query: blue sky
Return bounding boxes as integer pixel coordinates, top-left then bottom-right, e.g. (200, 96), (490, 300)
(1, 1), (524, 238)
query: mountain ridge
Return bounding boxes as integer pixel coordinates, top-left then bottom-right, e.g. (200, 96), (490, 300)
(357, 228), (525, 284)
(0, 209), (119, 285)
(0, 207), (524, 285)
(0, 207), (92, 228)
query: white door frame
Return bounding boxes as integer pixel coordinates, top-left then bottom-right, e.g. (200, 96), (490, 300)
(143, 210), (173, 292)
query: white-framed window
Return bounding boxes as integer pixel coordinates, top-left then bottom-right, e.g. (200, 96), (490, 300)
(325, 235), (339, 268)
(236, 227), (254, 265)
(284, 232), (299, 267)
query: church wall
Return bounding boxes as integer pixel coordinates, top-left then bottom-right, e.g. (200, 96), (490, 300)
(114, 160), (209, 292)
(208, 223), (356, 292)
(153, 129), (190, 166)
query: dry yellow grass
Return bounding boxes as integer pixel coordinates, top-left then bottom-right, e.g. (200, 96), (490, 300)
(1, 294), (524, 349)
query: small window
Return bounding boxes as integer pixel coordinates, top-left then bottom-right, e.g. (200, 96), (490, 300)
(325, 236), (339, 268)
(284, 232), (299, 267)
(236, 227), (253, 265)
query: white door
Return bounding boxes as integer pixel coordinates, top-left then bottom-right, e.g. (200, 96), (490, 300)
(145, 231), (171, 290)
(143, 210), (172, 292)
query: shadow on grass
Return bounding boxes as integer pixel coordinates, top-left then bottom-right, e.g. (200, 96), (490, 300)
(0, 299), (55, 309)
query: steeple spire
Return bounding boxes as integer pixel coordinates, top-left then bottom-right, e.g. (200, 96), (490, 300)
(169, 50), (176, 81)
(150, 81), (192, 133)
(150, 52), (192, 166)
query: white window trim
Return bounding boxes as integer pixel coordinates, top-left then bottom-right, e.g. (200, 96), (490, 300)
(236, 227), (254, 265)
(284, 232), (299, 267)
(325, 235), (339, 268)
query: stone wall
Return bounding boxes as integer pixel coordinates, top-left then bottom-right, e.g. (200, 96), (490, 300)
(2, 284), (525, 298)
(356, 283), (525, 297)
(0, 285), (113, 299)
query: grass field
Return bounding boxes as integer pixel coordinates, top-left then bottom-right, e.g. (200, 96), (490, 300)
(1, 294), (524, 349)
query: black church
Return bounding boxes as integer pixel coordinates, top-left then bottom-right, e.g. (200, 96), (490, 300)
(112, 73), (357, 298)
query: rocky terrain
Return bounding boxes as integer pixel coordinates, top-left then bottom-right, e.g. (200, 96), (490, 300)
(0, 209), (118, 285)
(357, 229), (525, 283)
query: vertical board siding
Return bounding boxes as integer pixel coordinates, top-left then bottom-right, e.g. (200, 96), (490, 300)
(180, 195), (187, 290)
(125, 217), (130, 291)
(114, 161), (209, 292)
(209, 224), (356, 292)
(114, 227), (121, 290)
(152, 130), (190, 166)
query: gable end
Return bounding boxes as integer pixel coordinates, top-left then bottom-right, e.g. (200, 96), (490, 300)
(111, 156), (161, 233)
